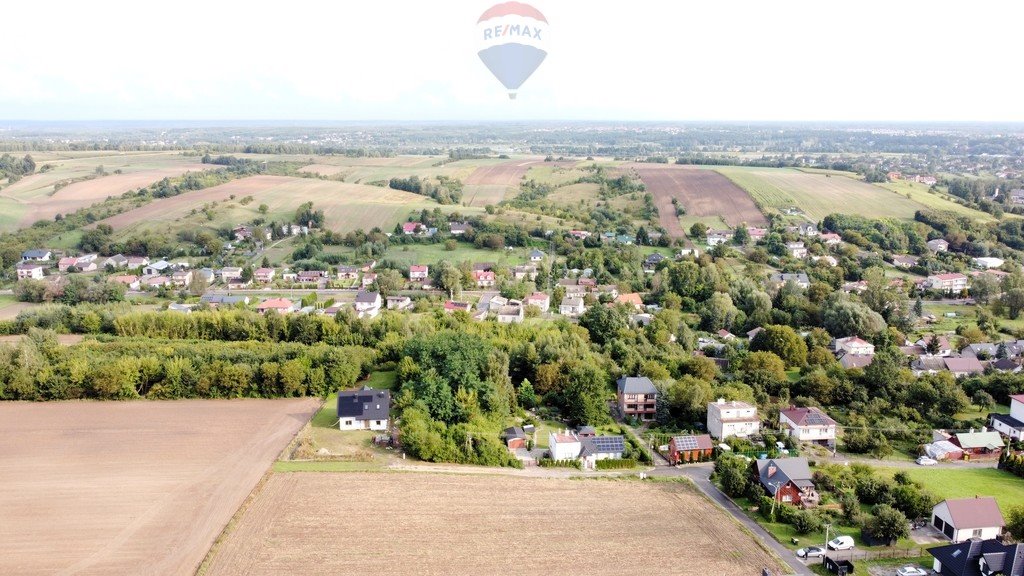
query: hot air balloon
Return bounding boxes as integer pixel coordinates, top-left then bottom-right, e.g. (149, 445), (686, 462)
(476, 2), (548, 99)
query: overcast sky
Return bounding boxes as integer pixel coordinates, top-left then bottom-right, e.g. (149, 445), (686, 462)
(2, 0), (1021, 122)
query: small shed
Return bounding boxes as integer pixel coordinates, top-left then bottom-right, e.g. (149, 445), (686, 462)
(824, 557), (854, 576)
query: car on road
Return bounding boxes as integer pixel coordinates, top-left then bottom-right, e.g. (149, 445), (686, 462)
(915, 456), (938, 466)
(896, 565), (928, 576)
(796, 546), (825, 559)
(827, 536), (855, 551)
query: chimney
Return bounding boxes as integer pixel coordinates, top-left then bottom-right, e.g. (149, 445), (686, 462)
(767, 464), (777, 478)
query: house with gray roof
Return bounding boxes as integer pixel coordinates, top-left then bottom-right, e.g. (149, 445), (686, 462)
(616, 376), (657, 421)
(337, 386), (390, 431)
(928, 538), (1024, 576)
(756, 457), (818, 507)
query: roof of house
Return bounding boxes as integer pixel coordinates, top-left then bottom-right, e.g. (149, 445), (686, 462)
(928, 539), (1024, 576)
(200, 294), (248, 305)
(780, 406), (836, 427)
(580, 435), (625, 457)
(991, 358), (1020, 371)
(840, 354), (874, 369)
(617, 376), (657, 395)
(931, 272), (968, 281)
(756, 458), (813, 493)
(530, 249), (545, 258)
(954, 431), (1004, 450)
(1012, 394), (1024, 404)
(990, 413), (1024, 432)
(503, 426), (526, 439)
(336, 387), (390, 421)
(409, 264), (429, 273)
(560, 296), (583, 307)
(938, 497), (1006, 529)
(944, 357), (985, 374)
(22, 249), (51, 258)
(354, 290), (380, 304)
(525, 292), (549, 303)
(257, 298), (294, 310)
(671, 434), (714, 451)
(550, 432), (580, 445)
(615, 293), (643, 307)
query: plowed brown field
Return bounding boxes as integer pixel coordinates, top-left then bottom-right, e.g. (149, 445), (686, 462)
(633, 165), (767, 235)
(0, 398), (319, 576)
(206, 472), (782, 576)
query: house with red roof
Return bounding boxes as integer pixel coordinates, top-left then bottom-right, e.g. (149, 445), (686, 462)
(409, 265), (429, 281)
(779, 406), (837, 445)
(472, 270), (496, 288)
(930, 497), (1005, 543)
(256, 298), (297, 315)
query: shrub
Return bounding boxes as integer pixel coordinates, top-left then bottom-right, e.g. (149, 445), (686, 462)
(595, 458), (637, 470)
(538, 458), (582, 470)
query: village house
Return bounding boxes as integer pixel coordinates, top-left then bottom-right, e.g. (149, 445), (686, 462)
(256, 298), (297, 315)
(495, 304), (524, 324)
(797, 222), (819, 237)
(643, 252), (666, 272)
(337, 265), (360, 280)
(707, 398), (760, 439)
(820, 233), (842, 245)
(529, 249), (545, 262)
(385, 296), (413, 311)
(786, 241), (807, 258)
(756, 457), (819, 507)
(337, 386), (390, 431)
(973, 257), (1005, 269)
(21, 249), (52, 262)
(503, 426), (529, 449)
(614, 292), (644, 312)
(950, 429), (1004, 458)
(918, 335), (954, 356)
(511, 264), (538, 281)
(930, 497), (1005, 543)
(111, 275), (141, 290)
(126, 256), (149, 270)
(362, 272), (377, 287)
(354, 290), (382, 319)
(892, 255), (919, 269)
(102, 254), (128, 269)
(472, 270), (496, 288)
(171, 269), (193, 287)
(616, 376), (657, 422)
(944, 357), (985, 377)
(677, 247), (699, 258)
(443, 300), (472, 314)
(705, 230), (731, 246)
(769, 272), (811, 289)
(667, 434), (714, 464)
(839, 354), (874, 369)
(928, 538), (1024, 576)
(927, 238), (950, 252)
(409, 264), (429, 281)
(747, 227), (768, 242)
(524, 292), (550, 311)
(990, 394), (1024, 440)
(143, 275), (171, 288)
(401, 222), (423, 235)
(200, 294), (250, 308)
(219, 267), (243, 283)
(810, 255), (837, 267)
(559, 296), (585, 317)
(568, 230), (591, 240)
(16, 262), (44, 280)
(779, 406), (837, 445)
(548, 430), (625, 469)
(926, 273), (969, 293)
(449, 221), (471, 235)
(834, 336), (875, 356)
(254, 268), (275, 283)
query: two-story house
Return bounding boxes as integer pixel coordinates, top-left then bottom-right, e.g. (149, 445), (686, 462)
(616, 376), (657, 421)
(707, 398), (760, 439)
(779, 406), (837, 446)
(990, 394), (1024, 440)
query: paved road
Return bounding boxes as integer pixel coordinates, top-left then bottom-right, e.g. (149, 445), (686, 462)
(666, 464), (814, 576)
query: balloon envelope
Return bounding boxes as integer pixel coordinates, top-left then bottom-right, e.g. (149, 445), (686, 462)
(476, 2), (548, 97)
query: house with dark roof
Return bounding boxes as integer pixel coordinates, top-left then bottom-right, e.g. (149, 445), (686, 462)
(667, 434), (714, 464)
(755, 457), (819, 507)
(503, 426), (529, 449)
(21, 249), (52, 262)
(337, 386), (390, 431)
(779, 406), (837, 445)
(929, 538), (1024, 576)
(354, 290), (382, 318)
(616, 376), (657, 421)
(931, 497), (1005, 543)
(945, 357), (985, 377)
(990, 394), (1024, 440)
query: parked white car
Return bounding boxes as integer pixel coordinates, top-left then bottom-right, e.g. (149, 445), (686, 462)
(896, 566), (928, 576)
(796, 546), (825, 559)
(915, 456), (937, 466)
(827, 536), (855, 551)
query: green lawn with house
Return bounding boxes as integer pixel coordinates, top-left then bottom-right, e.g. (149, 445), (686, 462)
(876, 466), (1024, 515)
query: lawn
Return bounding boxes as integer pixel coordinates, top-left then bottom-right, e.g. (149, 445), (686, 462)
(382, 243), (536, 269)
(809, 556), (933, 576)
(877, 467), (1024, 514)
(877, 180), (998, 223)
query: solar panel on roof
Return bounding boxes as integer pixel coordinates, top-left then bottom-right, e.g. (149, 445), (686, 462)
(591, 436), (624, 453)
(804, 412), (830, 425)
(675, 436), (699, 450)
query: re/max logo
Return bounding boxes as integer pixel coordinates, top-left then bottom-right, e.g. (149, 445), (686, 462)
(482, 24), (543, 41)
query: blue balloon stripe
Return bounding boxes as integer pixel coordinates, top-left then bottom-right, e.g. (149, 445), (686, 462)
(477, 44), (547, 91)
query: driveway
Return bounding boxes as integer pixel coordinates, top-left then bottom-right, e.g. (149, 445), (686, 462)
(669, 465), (814, 576)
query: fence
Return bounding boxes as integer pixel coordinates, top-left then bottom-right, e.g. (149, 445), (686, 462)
(823, 547), (925, 562)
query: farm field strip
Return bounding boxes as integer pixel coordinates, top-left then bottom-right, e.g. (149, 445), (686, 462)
(205, 472), (783, 576)
(630, 164), (767, 236)
(716, 167), (929, 222)
(0, 398), (319, 576)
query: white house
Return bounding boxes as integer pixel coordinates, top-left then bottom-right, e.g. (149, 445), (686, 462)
(143, 260), (172, 276)
(524, 292), (550, 311)
(559, 296), (585, 317)
(930, 497), (1005, 543)
(990, 394), (1024, 440)
(16, 262), (44, 280)
(495, 304), (524, 324)
(219, 267), (243, 283)
(706, 230), (731, 246)
(386, 296), (413, 311)
(337, 387), (390, 431)
(787, 242), (808, 258)
(353, 290), (382, 319)
(779, 406), (837, 445)
(834, 336), (875, 356)
(21, 249), (52, 262)
(973, 257), (1005, 269)
(927, 238), (949, 252)
(707, 398), (760, 440)
(409, 264), (429, 281)
(529, 249), (545, 262)
(925, 273), (969, 293)
(549, 431), (582, 460)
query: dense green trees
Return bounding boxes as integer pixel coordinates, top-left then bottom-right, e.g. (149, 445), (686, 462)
(750, 325), (807, 367)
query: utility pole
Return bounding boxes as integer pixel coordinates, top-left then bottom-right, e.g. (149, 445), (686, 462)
(823, 523), (831, 565)
(769, 481), (781, 519)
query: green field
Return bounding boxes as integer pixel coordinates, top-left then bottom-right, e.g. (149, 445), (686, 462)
(716, 167), (929, 221)
(380, 243), (540, 269)
(878, 180), (998, 223)
(878, 467), (1024, 514)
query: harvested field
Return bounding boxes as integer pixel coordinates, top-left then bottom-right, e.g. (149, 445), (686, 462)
(296, 163), (346, 176)
(463, 159), (575, 207)
(205, 472), (782, 576)
(96, 175), (452, 234)
(717, 167), (927, 221)
(632, 165), (767, 235)
(0, 398), (319, 576)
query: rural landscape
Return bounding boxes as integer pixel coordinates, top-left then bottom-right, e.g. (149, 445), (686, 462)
(3, 2), (1023, 575)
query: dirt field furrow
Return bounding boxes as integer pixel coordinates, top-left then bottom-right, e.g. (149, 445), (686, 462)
(632, 165), (767, 234)
(0, 398), (319, 576)
(206, 472), (783, 576)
